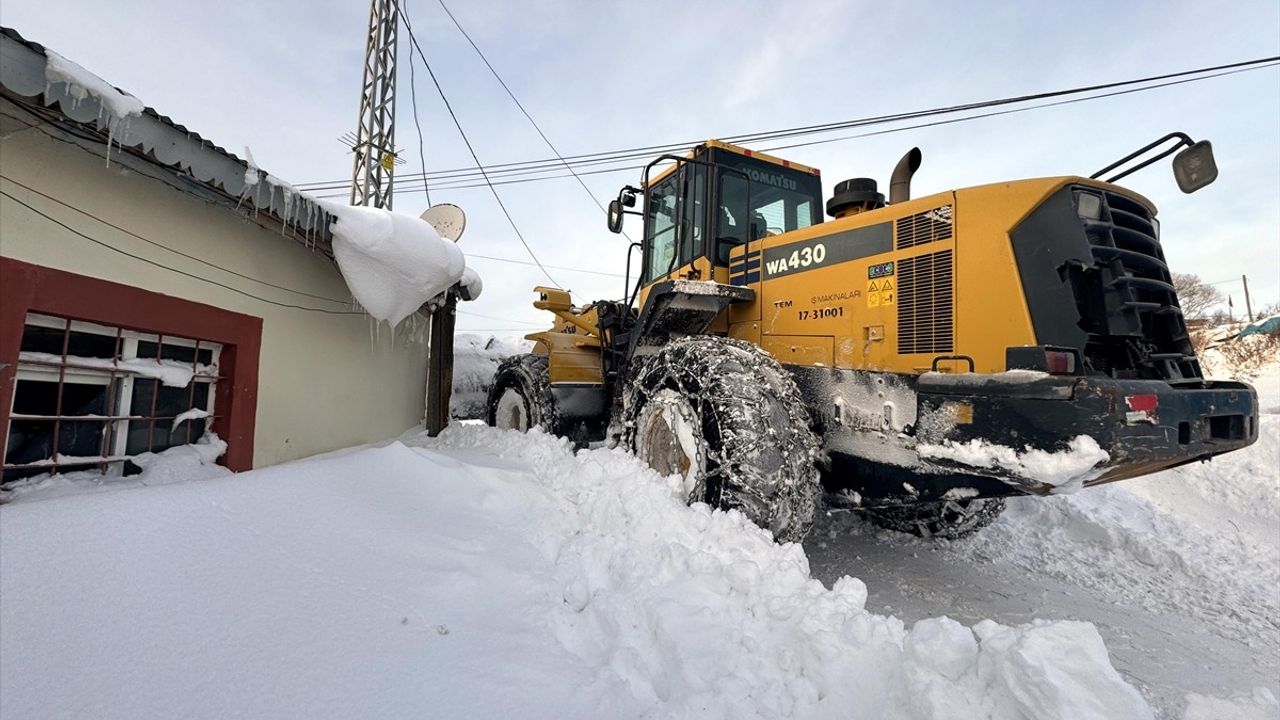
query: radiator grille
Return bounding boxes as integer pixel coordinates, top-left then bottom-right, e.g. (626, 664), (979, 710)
(895, 205), (953, 249)
(897, 249), (954, 354)
(1071, 188), (1201, 382)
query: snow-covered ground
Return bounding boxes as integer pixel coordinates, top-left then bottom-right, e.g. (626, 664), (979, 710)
(809, 360), (1280, 718)
(2, 355), (1276, 718)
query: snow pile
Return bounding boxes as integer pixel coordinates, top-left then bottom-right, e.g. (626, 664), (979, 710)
(1183, 688), (1278, 720)
(2, 433), (228, 503)
(321, 203), (468, 327)
(17, 351), (215, 388)
(44, 49), (144, 122)
(451, 334), (531, 419)
(918, 434), (1109, 492)
(0, 425), (1155, 719)
(949, 393), (1280, 647)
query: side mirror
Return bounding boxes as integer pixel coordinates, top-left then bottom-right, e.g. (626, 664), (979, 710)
(1172, 140), (1218, 194)
(607, 199), (625, 234)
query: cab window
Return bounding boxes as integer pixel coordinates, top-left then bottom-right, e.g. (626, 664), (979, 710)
(714, 160), (820, 264)
(645, 174), (678, 281)
(645, 165), (707, 281)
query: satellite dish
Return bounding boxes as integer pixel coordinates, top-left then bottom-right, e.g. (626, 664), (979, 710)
(420, 203), (466, 242)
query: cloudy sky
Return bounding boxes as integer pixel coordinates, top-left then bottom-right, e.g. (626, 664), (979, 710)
(6, 0), (1279, 330)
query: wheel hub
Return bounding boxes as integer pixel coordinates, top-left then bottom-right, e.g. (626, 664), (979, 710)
(494, 388), (529, 431)
(634, 389), (704, 500)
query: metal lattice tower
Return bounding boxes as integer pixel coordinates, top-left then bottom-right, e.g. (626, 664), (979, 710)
(350, 0), (398, 209)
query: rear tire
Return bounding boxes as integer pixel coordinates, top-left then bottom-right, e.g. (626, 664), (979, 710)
(486, 354), (560, 434)
(624, 336), (821, 543)
(862, 497), (1005, 539)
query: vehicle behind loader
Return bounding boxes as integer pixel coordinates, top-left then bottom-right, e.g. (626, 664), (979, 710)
(487, 136), (1258, 542)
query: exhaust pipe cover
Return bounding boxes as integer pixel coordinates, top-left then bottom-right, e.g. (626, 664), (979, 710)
(889, 147), (923, 204)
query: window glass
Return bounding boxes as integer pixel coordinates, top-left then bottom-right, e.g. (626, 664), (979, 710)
(4, 316), (221, 484)
(646, 174), (679, 281)
(714, 157), (822, 264)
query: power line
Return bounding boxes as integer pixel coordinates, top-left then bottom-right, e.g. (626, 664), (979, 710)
(762, 63), (1279, 153)
(434, 0), (630, 241)
(1, 175), (355, 306)
(457, 308), (544, 325)
(312, 59), (1280, 198)
(295, 55), (1279, 192)
(465, 252), (625, 278)
(307, 58), (1280, 200)
(396, 2), (563, 289)
(403, 0), (431, 207)
(2, 189), (365, 315)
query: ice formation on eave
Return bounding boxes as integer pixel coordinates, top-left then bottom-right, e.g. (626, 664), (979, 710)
(242, 146), (260, 188)
(320, 201), (470, 327)
(43, 49), (144, 155)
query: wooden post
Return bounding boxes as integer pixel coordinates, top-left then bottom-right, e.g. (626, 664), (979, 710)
(1242, 274), (1254, 322)
(424, 294), (457, 436)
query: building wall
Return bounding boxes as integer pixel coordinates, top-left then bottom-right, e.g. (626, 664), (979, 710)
(0, 125), (429, 468)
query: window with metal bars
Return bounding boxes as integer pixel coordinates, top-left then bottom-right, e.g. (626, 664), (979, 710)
(3, 313), (222, 483)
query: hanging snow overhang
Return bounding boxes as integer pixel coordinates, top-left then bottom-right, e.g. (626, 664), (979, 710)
(0, 26), (333, 250)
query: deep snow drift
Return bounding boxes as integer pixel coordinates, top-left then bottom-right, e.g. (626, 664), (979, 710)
(3, 426), (1156, 720)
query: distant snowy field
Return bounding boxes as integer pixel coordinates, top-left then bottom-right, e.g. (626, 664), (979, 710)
(2, 352), (1276, 718)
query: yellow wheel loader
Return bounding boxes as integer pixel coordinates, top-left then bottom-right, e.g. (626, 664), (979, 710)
(486, 136), (1258, 542)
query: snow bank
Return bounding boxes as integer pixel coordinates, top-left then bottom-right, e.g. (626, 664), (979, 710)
(1183, 688), (1278, 720)
(321, 203), (468, 327)
(451, 334), (531, 419)
(2, 433), (228, 503)
(17, 351), (215, 388)
(44, 49), (144, 122)
(950, 407), (1280, 647)
(918, 434), (1109, 492)
(0, 425), (1155, 719)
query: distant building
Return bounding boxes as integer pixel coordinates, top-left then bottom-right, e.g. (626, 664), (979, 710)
(0, 27), (430, 485)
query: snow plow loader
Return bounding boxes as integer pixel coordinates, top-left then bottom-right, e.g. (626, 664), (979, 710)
(486, 137), (1258, 541)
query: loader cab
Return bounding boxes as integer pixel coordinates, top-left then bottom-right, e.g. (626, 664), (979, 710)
(615, 140), (824, 292)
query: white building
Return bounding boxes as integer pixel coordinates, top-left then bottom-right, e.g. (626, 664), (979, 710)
(0, 27), (433, 484)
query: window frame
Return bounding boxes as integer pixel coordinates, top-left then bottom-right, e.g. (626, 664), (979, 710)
(0, 257), (262, 478)
(7, 313), (224, 479)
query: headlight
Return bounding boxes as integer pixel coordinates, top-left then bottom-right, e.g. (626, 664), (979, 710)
(1076, 192), (1103, 221)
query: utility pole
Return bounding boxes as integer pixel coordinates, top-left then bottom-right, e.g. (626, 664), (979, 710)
(1242, 274), (1254, 322)
(350, 0), (398, 209)
(348, 0), (454, 435)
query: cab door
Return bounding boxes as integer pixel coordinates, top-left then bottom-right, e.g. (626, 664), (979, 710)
(637, 162), (710, 311)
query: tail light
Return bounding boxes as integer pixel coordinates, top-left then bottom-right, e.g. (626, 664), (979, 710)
(1005, 346), (1084, 375)
(1044, 350), (1077, 375)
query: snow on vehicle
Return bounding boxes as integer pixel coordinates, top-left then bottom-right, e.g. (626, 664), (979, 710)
(486, 137), (1258, 541)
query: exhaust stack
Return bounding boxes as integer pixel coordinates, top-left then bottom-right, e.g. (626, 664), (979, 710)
(889, 147), (922, 204)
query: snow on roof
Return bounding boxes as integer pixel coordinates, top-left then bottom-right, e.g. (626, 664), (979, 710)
(322, 202), (469, 326)
(0, 26), (331, 244)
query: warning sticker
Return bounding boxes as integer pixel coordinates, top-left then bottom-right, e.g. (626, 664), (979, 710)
(867, 277), (895, 307)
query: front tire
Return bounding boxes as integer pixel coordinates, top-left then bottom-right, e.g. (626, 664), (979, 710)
(624, 336), (821, 543)
(486, 354), (560, 434)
